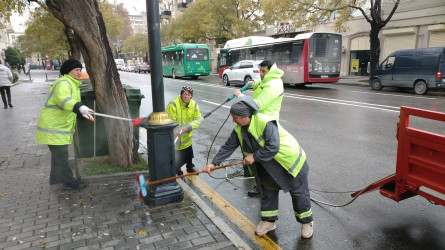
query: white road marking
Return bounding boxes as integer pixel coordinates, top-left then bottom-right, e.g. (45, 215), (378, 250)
(201, 100), (230, 109)
(350, 90), (436, 99)
(285, 94), (399, 113)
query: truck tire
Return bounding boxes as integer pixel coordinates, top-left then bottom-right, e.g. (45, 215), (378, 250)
(371, 79), (383, 91)
(414, 81), (428, 95)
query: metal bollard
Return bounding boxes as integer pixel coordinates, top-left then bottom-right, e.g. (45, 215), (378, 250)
(46, 73), (48, 81)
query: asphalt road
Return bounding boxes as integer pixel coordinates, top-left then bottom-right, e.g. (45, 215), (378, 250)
(119, 71), (445, 250)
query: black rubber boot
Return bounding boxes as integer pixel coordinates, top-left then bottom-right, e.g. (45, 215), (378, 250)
(248, 186), (260, 196)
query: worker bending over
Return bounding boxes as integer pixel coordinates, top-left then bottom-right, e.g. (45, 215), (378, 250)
(234, 60), (284, 196)
(202, 96), (313, 238)
(166, 85), (202, 175)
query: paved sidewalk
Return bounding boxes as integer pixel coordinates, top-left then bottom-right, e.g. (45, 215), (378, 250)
(0, 72), (245, 249)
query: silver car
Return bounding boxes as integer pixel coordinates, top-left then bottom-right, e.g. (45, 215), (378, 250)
(222, 60), (262, 86)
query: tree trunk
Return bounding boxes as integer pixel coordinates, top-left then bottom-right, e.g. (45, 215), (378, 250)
(46, 0), (138, 168)
(369, 24), (381, 75)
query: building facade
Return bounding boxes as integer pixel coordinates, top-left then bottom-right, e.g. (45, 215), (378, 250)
(316, 0), (444, 77)
(0, 20), (14, 65)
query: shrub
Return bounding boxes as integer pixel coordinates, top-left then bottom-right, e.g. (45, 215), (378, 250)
(12, 72), (18, 83)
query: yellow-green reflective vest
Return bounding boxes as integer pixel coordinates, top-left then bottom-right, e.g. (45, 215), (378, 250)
(166, 96), (202, 150)
(35, 75), (82, 145)
(234, 113), (306, 178)
(251, 63), (284, 120)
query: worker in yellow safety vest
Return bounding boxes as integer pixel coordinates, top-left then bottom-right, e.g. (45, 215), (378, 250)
(36, 59), (94, 190)
(233, 60), (284, 196)
(202, 96), (313, 239)
(166, 85), (202, 175)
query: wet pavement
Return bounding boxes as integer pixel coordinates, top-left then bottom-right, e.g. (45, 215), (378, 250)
(0, 70), (246, 250)
(4, 69), (443, 249)
(119, 70), (445, 249)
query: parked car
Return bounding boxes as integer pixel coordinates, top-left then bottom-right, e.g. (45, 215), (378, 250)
(370, 47), (445, 95)
(137, 63), (150, 73)
(126, 64), (136, 72)
(222, 60), (262, 86)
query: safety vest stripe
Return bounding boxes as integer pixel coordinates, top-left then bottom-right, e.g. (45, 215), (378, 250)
(46, 80), (72, 106)
(287, 147), (303, 175)
(61, 97), (72, 109)
(261, 210), (279, 217)
(294, 209), (312, 219)
(194, 102), (197, 110)
(169, 101), (176, 108)
(180, 136), (192, 145)
(256, 135), (264, 145)
(37, 127), (74, 135)
(44, 104), (63, 110)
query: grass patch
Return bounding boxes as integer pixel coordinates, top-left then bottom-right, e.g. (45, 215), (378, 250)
(359, 79), (369, 83)
(82, 155), (147, 176)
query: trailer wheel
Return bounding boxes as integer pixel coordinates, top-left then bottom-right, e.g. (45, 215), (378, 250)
(414, 81), (428, 95)
(371, 79), (383, 91)
(223, 75), (230, 86)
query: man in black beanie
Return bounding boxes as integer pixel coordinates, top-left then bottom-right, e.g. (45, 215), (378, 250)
(202, 96), (314, 239)
(36, 59), (94, 190)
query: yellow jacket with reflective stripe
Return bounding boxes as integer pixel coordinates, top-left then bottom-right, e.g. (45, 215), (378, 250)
(251, 64), (284, 120)
(166, 96), (202, 150)
(234, 113), (306, 177)
(35, 75), (82, 145)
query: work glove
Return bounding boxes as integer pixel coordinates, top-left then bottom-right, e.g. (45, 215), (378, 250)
(174, 126), (189, 138)
(78, 105), (95, 122)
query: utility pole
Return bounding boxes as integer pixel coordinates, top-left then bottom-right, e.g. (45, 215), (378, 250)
(141, 0), (183, 205)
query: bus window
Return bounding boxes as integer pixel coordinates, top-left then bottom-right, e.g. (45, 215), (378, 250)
(315, 38), (327, 58)
(231, 50), (240, 65)
(292, 41), (303, 64)
(256, 48), (266, 61)
(186, 49), (208, 61)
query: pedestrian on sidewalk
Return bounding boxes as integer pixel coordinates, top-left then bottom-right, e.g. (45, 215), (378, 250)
(35, 59), (94, 190)
(166, 85), (202, 175)
(233, 60), (285, 196)
(0, 59), (14, 109)
(202, 96), (313, 239)
(24, 62), (30, 76)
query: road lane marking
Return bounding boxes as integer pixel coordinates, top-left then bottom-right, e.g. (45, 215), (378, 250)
(177, 179), (253, 250)
(188, 175), (282, 250)
(284, 93), (400, 113)
(201, 100), (231, 109)
(350, 90), (436, 99)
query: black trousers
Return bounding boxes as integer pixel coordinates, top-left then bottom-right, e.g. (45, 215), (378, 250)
(48, 145), (76, 185)
(0, 86), (12, 107)
(260, 162), (313, 224)
(175, 146), (194, 172)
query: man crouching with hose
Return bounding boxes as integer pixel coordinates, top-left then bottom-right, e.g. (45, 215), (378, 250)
(202, 96), (313, 238)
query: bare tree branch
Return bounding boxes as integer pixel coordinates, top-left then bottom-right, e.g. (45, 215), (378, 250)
(382, 0), (400, 27)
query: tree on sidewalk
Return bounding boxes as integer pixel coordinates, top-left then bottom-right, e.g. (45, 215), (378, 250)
(1, 0), (138, 168)
(261, 0), (400, 74)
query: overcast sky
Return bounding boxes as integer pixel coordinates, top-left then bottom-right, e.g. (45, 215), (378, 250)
(109, 0), (146, 15)
(10, 0), (146, 32)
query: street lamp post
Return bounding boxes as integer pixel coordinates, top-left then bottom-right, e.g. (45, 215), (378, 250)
(142, 0), (183, 205)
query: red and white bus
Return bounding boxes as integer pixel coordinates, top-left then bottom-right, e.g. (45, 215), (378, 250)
(218, 32), (342, 85)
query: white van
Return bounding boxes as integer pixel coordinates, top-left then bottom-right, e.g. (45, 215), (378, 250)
(114, 59), (125, 71)
(370, 47), (445, 95)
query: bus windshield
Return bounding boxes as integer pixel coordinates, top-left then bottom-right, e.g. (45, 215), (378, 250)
(186, 49), (208, 61)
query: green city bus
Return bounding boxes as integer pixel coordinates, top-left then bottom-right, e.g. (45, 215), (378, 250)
(162, 44), (210, 79)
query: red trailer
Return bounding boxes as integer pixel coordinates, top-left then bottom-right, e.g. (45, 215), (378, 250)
(352, 106), (445, 206)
